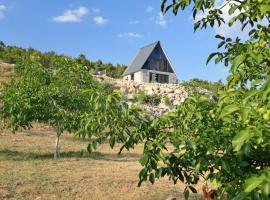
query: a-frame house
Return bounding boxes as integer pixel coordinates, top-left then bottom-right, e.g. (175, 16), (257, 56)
(123, 41), (178, 84)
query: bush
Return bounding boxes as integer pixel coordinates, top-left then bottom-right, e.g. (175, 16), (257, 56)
(181, 78), (224, 98)
(163, 96), (173, 109)
(137, 91), (161, 106)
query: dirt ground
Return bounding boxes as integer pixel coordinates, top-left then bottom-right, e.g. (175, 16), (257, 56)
(0, 125), (204, 200)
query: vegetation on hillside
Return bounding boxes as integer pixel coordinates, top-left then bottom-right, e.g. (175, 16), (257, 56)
(0, 41), (127, 78)
(180, 78), (224, 98)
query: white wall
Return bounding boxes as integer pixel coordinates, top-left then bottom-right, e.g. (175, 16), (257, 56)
(124, 70), (177, 84)
(123, 71), (143, 82)
(141, 69), (177, 84)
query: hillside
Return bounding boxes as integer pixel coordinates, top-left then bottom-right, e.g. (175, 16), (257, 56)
(0, 41), (127, 79)
(0, 51), (223, 119)
(0, 41), (223, 118)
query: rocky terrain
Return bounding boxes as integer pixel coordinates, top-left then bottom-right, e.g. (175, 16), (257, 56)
(95, 75), (188, 117)
(0, 62), (189, 118)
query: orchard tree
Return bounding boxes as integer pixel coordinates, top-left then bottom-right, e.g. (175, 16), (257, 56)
(134, 0), (270, 199)
(0, 57), (138, 159)
(1, 58), (95, 159)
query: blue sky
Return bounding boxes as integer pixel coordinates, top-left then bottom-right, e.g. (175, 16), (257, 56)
(0, 0), (233, 82)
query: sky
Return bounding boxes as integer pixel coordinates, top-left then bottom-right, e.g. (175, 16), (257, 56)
(0, 0), (242, 82)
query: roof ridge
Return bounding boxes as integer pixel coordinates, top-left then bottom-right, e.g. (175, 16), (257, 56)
(140, 41), (160, 49)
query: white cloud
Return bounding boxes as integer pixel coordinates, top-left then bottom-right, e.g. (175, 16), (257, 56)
(90, 8), (100, 13)
(194, 1), (248, 38)
(0, 5), (6, 11)
(129, 20), (139, 25)
(0, 4), (7, 20)
(215, 4), (247, 38)
(53, 6), (89, 23)
(93, 16), (109, 25)
(146, 6), (154, 13)
(117, 32), (143, 39)
(156, 12), (167, 28)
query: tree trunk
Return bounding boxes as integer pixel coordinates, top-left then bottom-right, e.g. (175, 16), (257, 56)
(54, 128), (62, 159)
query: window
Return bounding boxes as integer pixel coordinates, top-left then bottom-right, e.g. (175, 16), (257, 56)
(131, 73), (134, 80)
(149, 73), (169, 83)
(159, 74), (169, 83)
(142, 45), (174, 73)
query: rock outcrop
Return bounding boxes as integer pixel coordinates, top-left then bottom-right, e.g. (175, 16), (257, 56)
(95, 75), (188, 117)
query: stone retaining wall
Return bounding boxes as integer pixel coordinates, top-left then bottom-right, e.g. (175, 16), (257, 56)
(95, 75), (188, 106)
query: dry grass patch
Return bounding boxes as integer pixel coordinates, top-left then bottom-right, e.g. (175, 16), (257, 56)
(0, 126), (204, 200)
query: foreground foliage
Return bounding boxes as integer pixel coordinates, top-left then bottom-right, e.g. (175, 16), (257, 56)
(134, 0), (270, 199)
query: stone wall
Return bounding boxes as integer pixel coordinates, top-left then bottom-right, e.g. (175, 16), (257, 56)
(95, 75), (188, 106)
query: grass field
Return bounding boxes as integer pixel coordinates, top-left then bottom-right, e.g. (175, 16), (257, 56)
(0, 125), (204, 200)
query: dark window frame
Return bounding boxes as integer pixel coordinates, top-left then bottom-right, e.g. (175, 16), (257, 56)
(149, 72), (169, 83)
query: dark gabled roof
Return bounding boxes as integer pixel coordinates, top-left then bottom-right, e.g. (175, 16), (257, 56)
(123, 41), (160, 76)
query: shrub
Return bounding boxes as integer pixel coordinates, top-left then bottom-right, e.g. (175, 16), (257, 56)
(163, 96), (173, 109)
(137, 91), (161, 106)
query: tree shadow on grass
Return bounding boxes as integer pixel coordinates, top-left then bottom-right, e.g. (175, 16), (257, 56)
(0, 149), (141, 162)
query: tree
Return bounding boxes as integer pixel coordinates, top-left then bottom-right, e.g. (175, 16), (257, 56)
(133, 0), (270, 199)
(0, 41), (5, 51)
(0, 57), (135, 159)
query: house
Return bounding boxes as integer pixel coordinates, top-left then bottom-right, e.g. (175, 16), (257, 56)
(123, 41), (178, 84)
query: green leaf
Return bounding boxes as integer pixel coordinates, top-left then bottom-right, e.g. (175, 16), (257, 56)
(173, 3), (181, 15)
(87, 143), (92, 153)
(218, 41), (225, 49)
(164, 5), (173, 14)
(139, 168), (148, 179)
(215, 35), (225, 40)
(232, 130), (253, 151)
(161, 0), (168, 13)
(195, 163), (201, 172)
(263, 89), (270, 102)
(215, 54), (223, 64)
(243, 90), (258, 105)
(109, 135), (116, 148)
(206, 52), (218, 65)
(244, 176), (264, 193)
(229, 5), (239, 15)
(232, 191), (248, 200)
(149, 172), (155, 184)
(195, 0), (203, 9)
(186, 140), (196, 150)
(231, 55), (245, 73)
(259, 5), (270, 13)
(228, 16), (238, 27)
(220, 104), (239, 118)
(240, 107), (250, 122)
(194, 21), (200, 31)
(189, 186), (197, 193)
(262, 182), (270, 196)
(139, 154), (149, 166)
